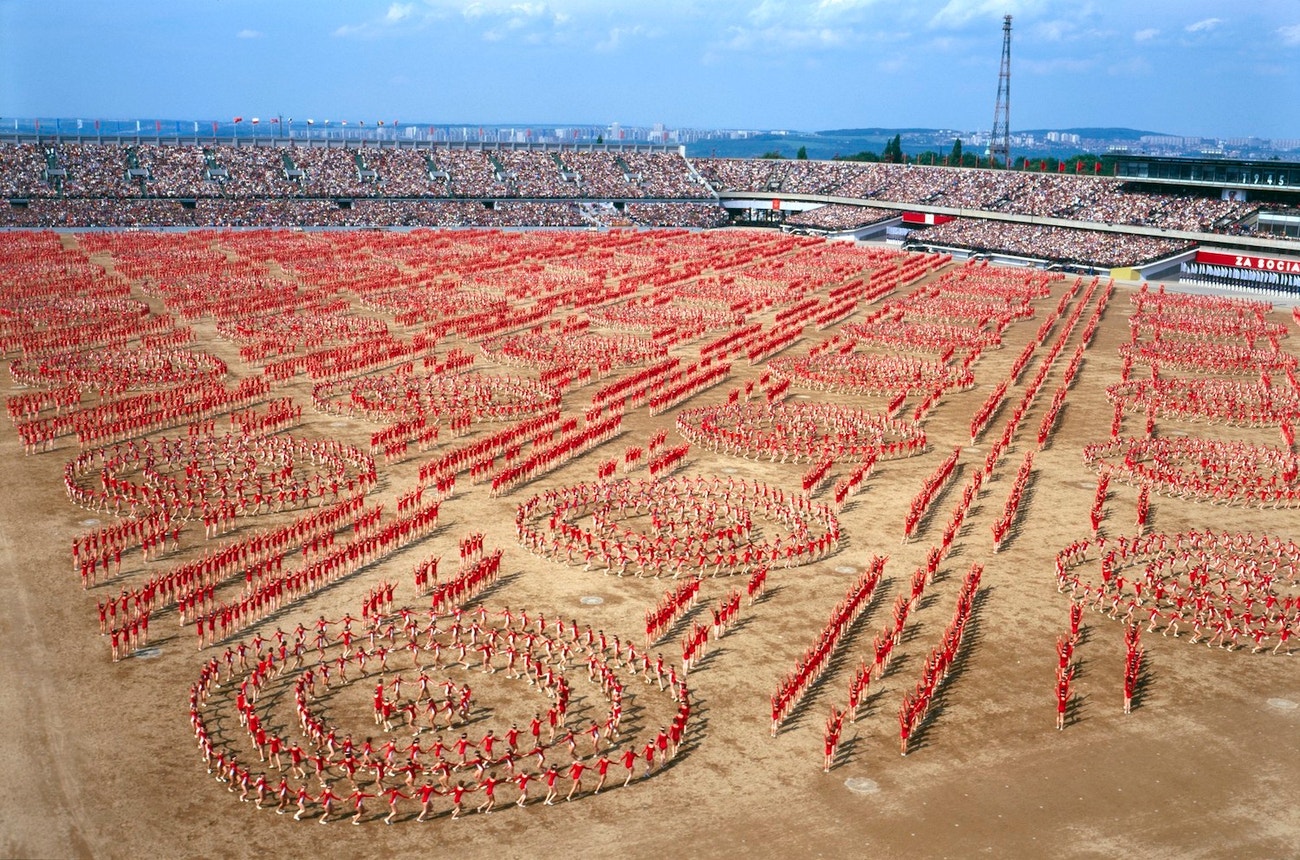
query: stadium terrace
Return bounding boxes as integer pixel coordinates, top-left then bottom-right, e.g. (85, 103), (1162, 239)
(2, 136), (1298, 281)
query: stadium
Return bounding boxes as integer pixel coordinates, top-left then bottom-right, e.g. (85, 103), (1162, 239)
(4, 131), (1299, 285)
(3, 7), (1300, 860)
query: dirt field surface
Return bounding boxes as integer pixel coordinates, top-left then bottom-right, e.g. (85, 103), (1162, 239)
(1, 229), (1297, 860)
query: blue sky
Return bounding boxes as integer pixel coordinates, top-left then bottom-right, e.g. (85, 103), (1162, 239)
(2, 0), (1298, 138)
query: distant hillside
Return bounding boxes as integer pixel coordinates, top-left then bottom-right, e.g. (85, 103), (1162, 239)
(685, 132), (890, 161)
(821, 126), (1167, 141)
(817, 127), (958, 137)
(1021, 127), (1165, 140)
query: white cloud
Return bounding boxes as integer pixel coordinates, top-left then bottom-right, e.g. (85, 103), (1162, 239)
(1279, 24), (1300, 46)
(747, 0), (787, 26)
(720, 24), (849, 52)
(1021, 56), (1096, 75)
(1034, 20), (1073, 42)
(1107, 55), (1151, 76)
(237, 29), (264, 39)
(386, 3), (415, 23)
(1184, 17), (1222, 33)
(1133, 27), (1159, 43)
(461, 0), (554, 19)
(930, 0), (1042, 30)
(596, 25), (649, 53)
(816, 0), (883, 13)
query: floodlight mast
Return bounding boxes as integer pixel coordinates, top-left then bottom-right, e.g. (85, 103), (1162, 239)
(990, 15), (1012, 169)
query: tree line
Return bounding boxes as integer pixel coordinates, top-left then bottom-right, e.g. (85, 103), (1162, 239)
(757, 135), (1119, 175)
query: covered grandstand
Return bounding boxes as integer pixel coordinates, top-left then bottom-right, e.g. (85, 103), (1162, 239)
(2, 134), (1298, 289)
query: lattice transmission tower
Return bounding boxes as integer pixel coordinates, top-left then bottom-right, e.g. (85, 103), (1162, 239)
(989, 15), (1012, 169)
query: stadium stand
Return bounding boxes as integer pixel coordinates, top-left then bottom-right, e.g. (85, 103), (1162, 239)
(1, 138), (1295, 270)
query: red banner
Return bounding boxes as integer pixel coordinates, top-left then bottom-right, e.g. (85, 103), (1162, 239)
(901, 212), (954, 225)
(1196, 250), (1300, 273)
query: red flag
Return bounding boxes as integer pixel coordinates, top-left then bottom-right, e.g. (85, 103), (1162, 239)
(1058, 161), (1065, 173)
(1023, 157), (1030, 169)
(211, 121), (217, 134)
(155, 120), (161, 132)
(1075, 160), (1083, 173)
(1039, 160), (1046, 172)
(233, 116), (243, 123)
(1094, 162), (1101, 174)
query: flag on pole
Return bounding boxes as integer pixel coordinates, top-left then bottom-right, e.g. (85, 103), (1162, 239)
(234, 116), (243, 123)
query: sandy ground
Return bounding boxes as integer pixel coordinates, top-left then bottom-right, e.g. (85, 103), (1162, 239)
(1, 231), (1298, 860)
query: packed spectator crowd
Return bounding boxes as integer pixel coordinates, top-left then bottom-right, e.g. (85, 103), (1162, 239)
(0, 197), (737, 230)
(909, 218), (1194, 268)
(0, 198), (529, 229)
(624, 203), (729, 229)
(783, 204), (898, 232)
(691, 158), (1255, 234)
(0, 141), (713, 201)
(0, 141), (1286, 267)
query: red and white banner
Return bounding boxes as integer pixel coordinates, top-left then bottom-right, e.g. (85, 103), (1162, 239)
(1196, 250), (1300, 274)
(902, 212), (954, 226)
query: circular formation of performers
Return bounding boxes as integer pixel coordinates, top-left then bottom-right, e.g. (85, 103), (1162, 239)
(767, 351), (976, 396)
(674, 401), (926, 464)
(1056, 531), (1299, 654)
(314, 371), (562, 424)
(516, 475), (840, 578)
(1082, 436), (1300, 508)
(190, 598), (689, 824)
